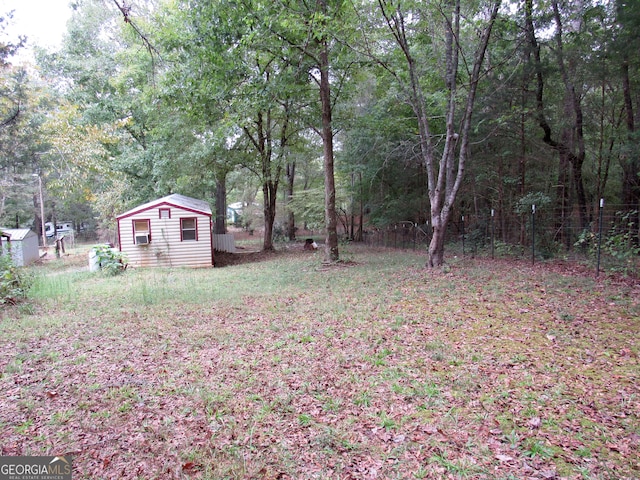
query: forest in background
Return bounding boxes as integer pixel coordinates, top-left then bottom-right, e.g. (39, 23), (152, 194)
(0, 0), (638, 267)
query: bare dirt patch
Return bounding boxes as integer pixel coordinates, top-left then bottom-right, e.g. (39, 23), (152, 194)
(214, 249), (289, 267)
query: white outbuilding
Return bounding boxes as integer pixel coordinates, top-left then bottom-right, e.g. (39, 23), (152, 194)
(116, 194), (214, 268)
(0, 228), (40, 266)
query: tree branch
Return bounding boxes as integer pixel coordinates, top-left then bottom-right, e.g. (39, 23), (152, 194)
(110, 0), (161, 67)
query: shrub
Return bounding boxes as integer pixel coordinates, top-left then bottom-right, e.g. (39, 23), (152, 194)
(574, 211), (640, 276)
(92, 245), (127, 276)
(574, 228), (597, 254)
(494, 240), (519, 257)
(602, 212), (640, 276)
(0, 255), (32, 305)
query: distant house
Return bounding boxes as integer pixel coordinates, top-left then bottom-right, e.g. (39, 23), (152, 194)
(227, 202), (243, 226)
(116, 194), (214, 268)
(0, 228), (40, 266)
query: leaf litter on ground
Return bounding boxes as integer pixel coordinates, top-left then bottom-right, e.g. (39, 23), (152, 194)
(0, 246), (638, 479)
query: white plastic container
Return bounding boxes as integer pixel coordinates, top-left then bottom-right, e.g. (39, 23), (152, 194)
(88, 249), (100, 272)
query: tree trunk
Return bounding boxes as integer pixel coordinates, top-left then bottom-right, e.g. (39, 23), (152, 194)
(260, 117), (277, 252)
(519, 75), (527, 246)
(319, 5), (339, 263)
(520, 13), (534, 247)
(616, 1), (640, 244)
(527, 0), (588, 240)
(596, 78), (612, 202)
(214, 175), (227, 234)
(552, 0), (588, 232)
(428, 216), (447, 268)
(357, 172), (364, 242)
(497, 154), (506, 242)
(0, 192), (6, 220)
(285, 160), (296, 241)
(262, 181), (277, 251)
(621, 56), (639, 227)
(33, 194), (43, 244)
(379, 0), (499, 268)
(243, 105), (282, 252)
(555, 144), (571, 246)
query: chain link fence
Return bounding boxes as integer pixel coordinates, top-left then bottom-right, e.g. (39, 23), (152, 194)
(360, 204), (640, 278)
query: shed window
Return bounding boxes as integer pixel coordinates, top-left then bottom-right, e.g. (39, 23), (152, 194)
(133, 219), (151, 245)
(181, 218), (197, 241)
(159, 208), (171, 219)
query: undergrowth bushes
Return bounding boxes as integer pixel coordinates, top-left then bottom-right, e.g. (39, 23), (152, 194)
(0, 255), (32, 305)
(92, 244), (127, 276)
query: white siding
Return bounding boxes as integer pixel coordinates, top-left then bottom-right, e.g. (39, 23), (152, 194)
(1, 241), (24, 266)
(0, 229), (39, 266)
(213, 234), (236, 253)
(118, 207), (213, 268)
(21, 234), (40, 266)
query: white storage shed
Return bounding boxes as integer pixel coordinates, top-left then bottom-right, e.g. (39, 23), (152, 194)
(116, 194), (214, 268)
(0, 228), (40, 266)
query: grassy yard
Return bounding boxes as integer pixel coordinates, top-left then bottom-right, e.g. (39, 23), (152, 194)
(1, 246), (638, 479)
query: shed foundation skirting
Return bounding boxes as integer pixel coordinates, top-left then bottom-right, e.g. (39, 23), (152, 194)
(213, 234), (236, 253)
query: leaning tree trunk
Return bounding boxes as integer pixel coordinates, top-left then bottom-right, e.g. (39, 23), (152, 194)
(528, 0), (590, 241)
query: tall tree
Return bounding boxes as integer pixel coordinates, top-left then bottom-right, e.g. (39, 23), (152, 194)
(370, 0), (501, 267)
(0, 66), (45, 231)
(615, 0), (640, 234)
(250, 0), (355, 261)
(318, 0), (340, 262)
(0, 11), (26, 128)
(36, 0), (167, 236)
(532, 0), (590, 236)
(0, 19), (52, 236)
(159, 0), (303, 251)
(341, 71), (428, 227)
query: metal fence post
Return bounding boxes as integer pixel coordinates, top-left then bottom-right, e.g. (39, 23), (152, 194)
(491, 209), (495, 259)
(597, 198), (604, 277)
(461, 215), (465, 257)
(531, 204), (536, 265)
